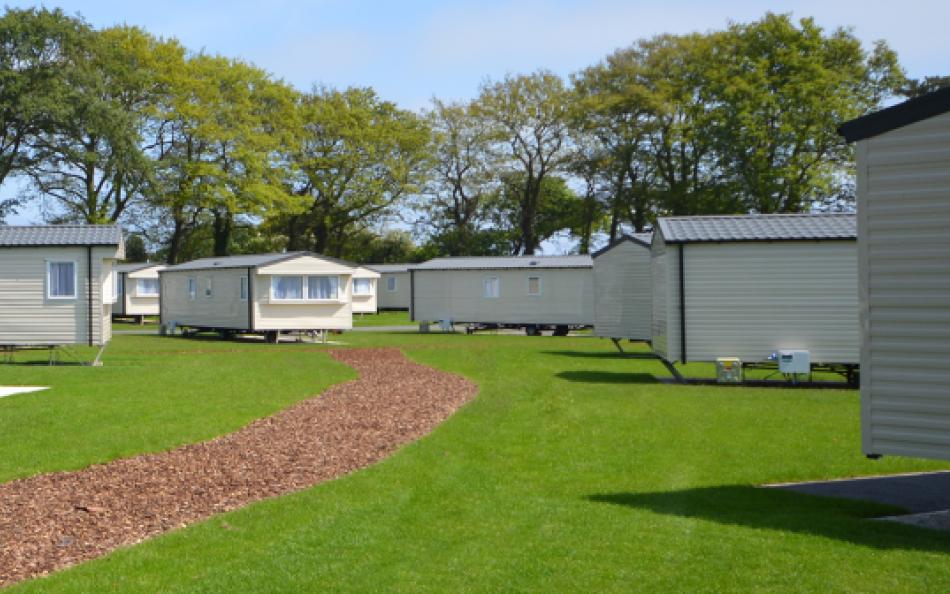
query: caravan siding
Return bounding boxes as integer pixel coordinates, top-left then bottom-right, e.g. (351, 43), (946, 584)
(0, 246), (115, 345)
(593, 240), (651, 340)
(412, 268), (593, 325)
(860, 111), (950, 459)
(161, 268), (251, 330)
(682, 241), (858, 363)
(650, 235), (681, 361)
(378, 272), (410, 310)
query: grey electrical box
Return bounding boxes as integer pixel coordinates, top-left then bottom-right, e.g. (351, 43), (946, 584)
(778, 350), (810, 374)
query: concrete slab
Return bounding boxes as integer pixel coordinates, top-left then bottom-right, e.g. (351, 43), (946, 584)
(770, 470), (950, 513)
(0, 386), (49, 399)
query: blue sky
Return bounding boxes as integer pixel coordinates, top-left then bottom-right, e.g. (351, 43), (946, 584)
(5, 0), (948, 232)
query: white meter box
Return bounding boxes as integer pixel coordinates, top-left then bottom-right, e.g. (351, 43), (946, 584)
(778, 350), (810, 374)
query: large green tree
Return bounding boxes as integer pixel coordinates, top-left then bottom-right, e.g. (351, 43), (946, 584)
(276, 86), (430, 257)
(475, 71), (573, 254)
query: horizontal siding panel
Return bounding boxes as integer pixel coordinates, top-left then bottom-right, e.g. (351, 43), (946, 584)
(593, 241), (651, 340)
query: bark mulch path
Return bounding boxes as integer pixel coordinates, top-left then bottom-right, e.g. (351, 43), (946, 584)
(0, 348), (477, 588)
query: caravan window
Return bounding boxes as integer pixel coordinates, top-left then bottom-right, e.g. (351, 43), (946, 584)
(527, 276), (542, 296)
(187, 277), (197, 300)
(353, 278), (372, 295)
(386, 276), (397, 292)
(137, 278), (160, 296)
(240, 276), (248, 301)
(308, 276), (339, 300)
(48, 261), (77, 299)
(271, 276), (304, 300)
(483, 276), (500, 298)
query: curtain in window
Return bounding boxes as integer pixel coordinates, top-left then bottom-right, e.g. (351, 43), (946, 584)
(137, 279), (160, 295)
(353, 278), (372, 295)
(49, 262), (75, 297)
(272, 276), (303, 299)
(387, 276), (396, 291)
(483, 277), (499, 298)
(308, 276), (338, 299)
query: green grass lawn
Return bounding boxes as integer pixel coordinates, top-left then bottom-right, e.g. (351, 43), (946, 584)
(352, 310), (412, 326)
(6, 333), (950, 592)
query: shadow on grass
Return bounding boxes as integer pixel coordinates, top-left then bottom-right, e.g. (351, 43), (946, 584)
(588, 486), (950, 553)
(541, 350), (658, 360)
(556, 370), (660, 384)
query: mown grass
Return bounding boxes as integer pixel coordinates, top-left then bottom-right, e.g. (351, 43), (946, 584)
(0, 335), (353, 482)
(352, 310), (412, 326)
(8, 333), (950, 592)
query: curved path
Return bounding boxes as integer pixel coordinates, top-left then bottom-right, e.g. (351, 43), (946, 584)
(0, 348), (477, 587)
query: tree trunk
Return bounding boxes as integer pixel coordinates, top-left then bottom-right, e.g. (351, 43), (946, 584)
(212, 208), (232, 257)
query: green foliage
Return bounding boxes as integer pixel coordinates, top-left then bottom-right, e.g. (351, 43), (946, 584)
(122, 234), (149, 262)
(339, 229), (421, 263)
(900, 75), (950, 99)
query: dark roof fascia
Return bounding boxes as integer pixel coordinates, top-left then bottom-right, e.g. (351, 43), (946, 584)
(591, 235), (651, 258)
(0, 242), (120, 248)
(409, 265), (592, 272)
(838, 86), (950, 143)
(661, 236), (856, 246)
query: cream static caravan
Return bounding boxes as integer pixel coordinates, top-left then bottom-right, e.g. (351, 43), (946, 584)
(0, 225), (124, 347)
(160, 252), (356, 341)
(114, 262), (165, 322)
(840, 87), (950, 460)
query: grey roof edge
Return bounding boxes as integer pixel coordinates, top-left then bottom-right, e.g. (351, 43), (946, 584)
(161, 251), (360, 273)
(656, 213), (856, 244)
(839, 86), (950, 143)
(591, 233), (653, 258)
(364, 263), (413, 273)
(409, 255), (593, 271)
(0, 224), (123, 247)
(115, 262), (165, 273)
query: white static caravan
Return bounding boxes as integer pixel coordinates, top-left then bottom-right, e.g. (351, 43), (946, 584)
(592, 233), (653, 342)
(839, 88), (950, 460)
(160, 252), (356, 341)
(114, 262), (165, 322)
(367, 264), (411, 310)
(651, 214), (858, 367)
(410, 255), (593, 333)
(351, 266), (381, 314)
(0, 225), (124, 347)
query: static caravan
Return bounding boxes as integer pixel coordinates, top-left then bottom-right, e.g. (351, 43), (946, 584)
(351, 266), (381, 314)
(651, 214), (858, 368)
(592, 233), (653, 342)
(114, 262), (165, 322)
(839, 87), (950, 460)
(367, 264), (411, 310)
(0, 225), (124, 347)
(160, 252), (356, 341)
(410, 255), (593, 334)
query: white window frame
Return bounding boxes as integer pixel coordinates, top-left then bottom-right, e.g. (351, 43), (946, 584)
(353, 277), (373, 296)
(483, 276), (500, 299)
(204, 277), (213, 299)
(306, 275), (340, 301)
(112, 271), (120, 302)
(269, 275), (342, 302)
(187, 277), (197, 300)
(240, 276), (248, 301)
(386, 276), (397, 292)
(47, 260), (78, 300)
(527, 275), (542, 296)
(136, 278), (160, 297)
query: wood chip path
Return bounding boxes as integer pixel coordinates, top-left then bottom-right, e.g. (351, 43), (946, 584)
(0, 348), (477, 587)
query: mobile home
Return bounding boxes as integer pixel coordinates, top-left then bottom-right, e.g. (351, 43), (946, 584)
(0, 225), (124, 347)
(351, 266), (381, 314)
(160, 252), (356, 341)
(114, 262), (165, 323)
(410, 255), (593, 334)
(592, 233), (653, 342)
(367, 264), (411, 310)
(839, 87), (950, 460)
(651, 214), (858, 366)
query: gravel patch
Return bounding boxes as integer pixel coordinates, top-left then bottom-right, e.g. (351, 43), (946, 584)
(0, 348), (476, 587)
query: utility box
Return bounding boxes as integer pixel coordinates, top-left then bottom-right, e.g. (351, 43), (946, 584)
(778, 350), (810, 374)
(716, 357), (743, 383)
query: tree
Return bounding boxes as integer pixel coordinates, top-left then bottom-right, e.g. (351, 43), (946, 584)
(421, 99), (499, 255)
(475, 71), (573, 254)
(704, 14), (904, 212)
(489, 174), (583, 254)
(122, 234), (149, 262)
(0, 8), (91, 189)
(276, 86), (430, 257)
(900, 75), (950, 99)
(27, 26), (184, 224)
